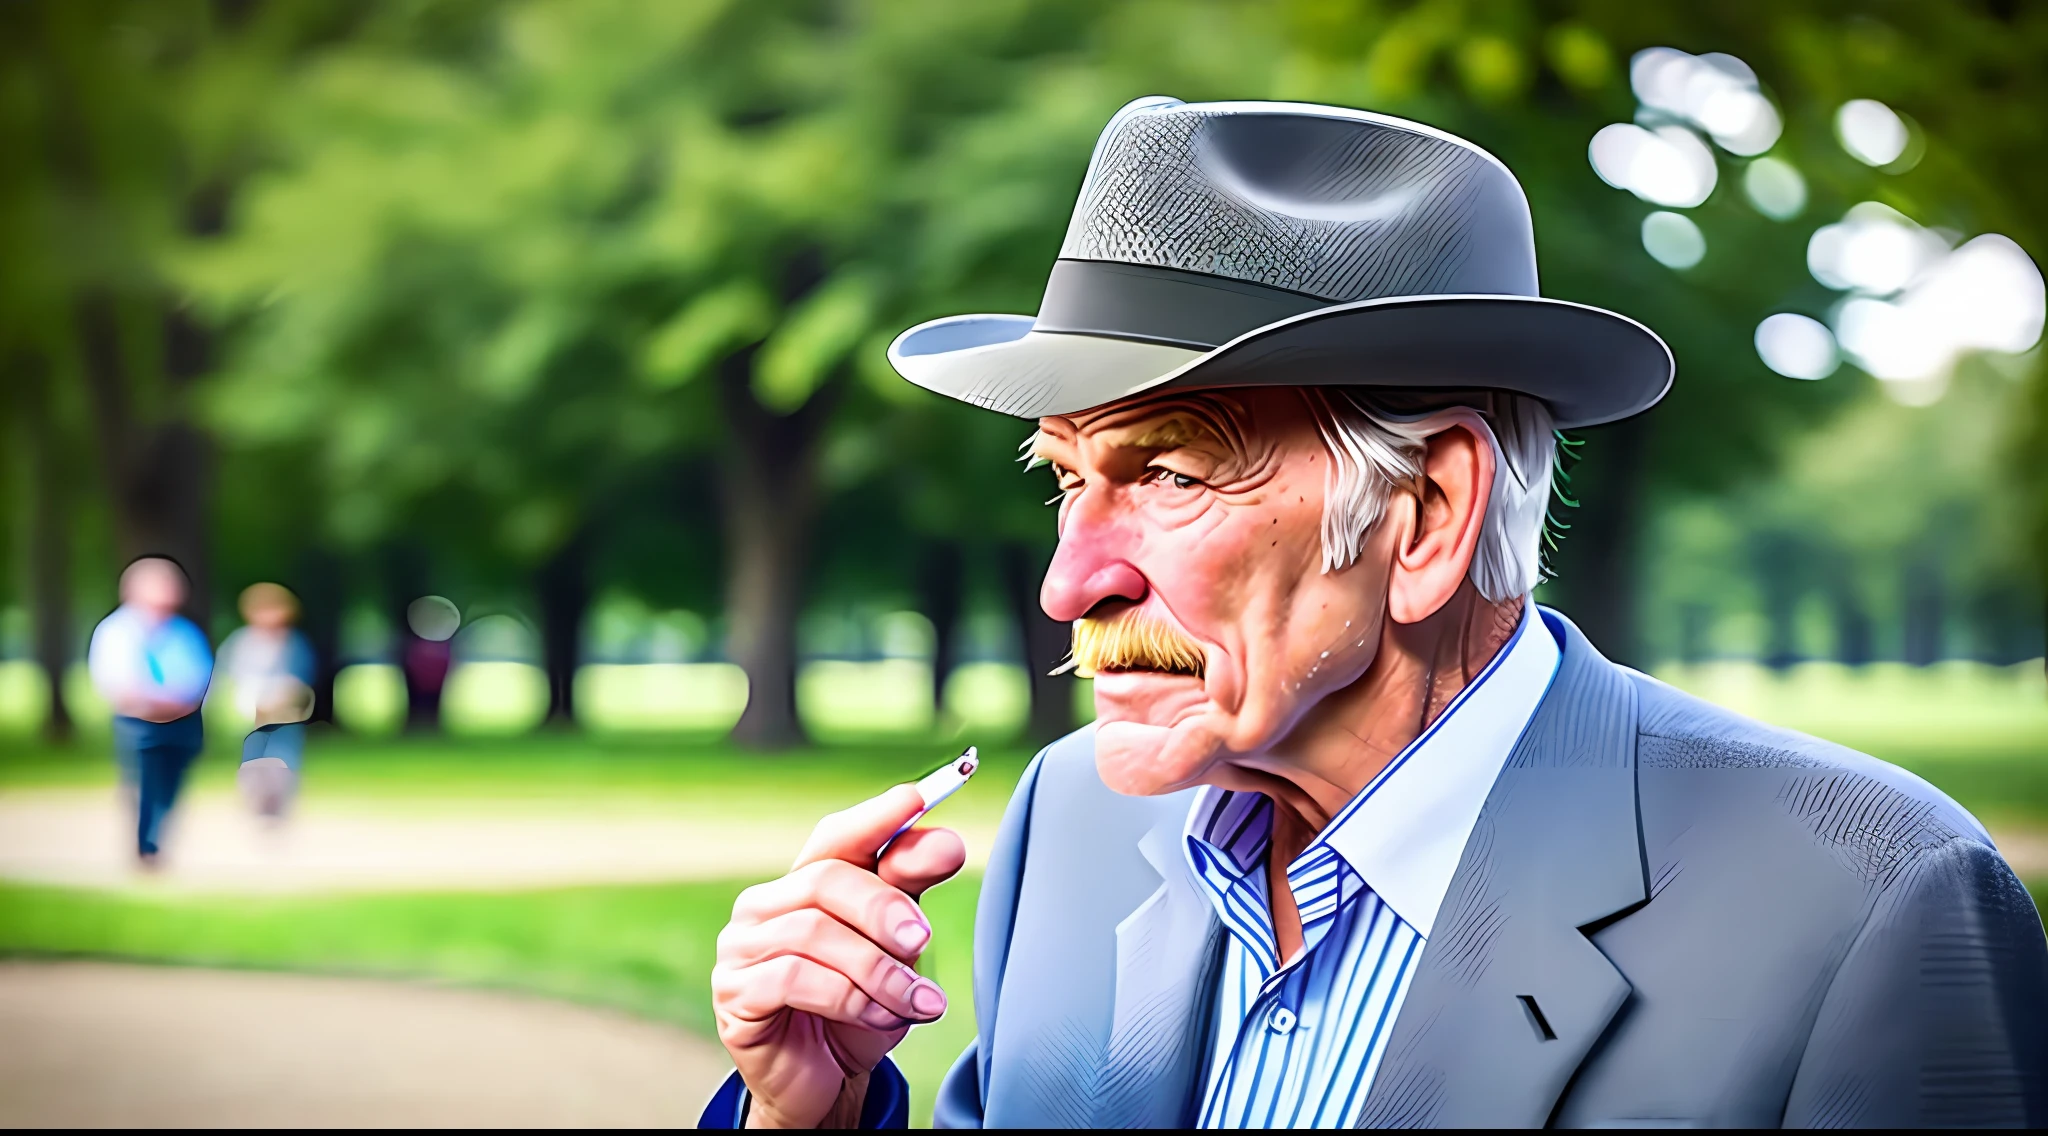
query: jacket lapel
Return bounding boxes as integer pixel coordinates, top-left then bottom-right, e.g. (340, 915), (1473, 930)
(1093, 813), (1224, 1127)
(1359, 612), (1649, 1128)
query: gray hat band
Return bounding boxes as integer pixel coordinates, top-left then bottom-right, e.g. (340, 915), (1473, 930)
(1033, 259), (1327, 350)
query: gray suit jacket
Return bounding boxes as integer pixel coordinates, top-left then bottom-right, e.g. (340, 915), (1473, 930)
(930, 612), (2048, 1127)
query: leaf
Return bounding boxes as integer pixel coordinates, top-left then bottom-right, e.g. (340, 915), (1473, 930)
(1457, 36), (1528, 104)
(499, 495), (573, 561)
(641, 282), (775, 390)
(753, 272), (878, 414)
(1544, 24), (1613, 94)
(479, 302), (572, 400)
(856, 327), (927, 406)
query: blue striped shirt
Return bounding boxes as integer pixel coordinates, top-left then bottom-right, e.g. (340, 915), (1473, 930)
(1186, 603), (1562, 1128)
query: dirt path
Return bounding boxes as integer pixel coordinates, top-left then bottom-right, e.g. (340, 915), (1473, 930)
(0, 788), (999, 894)
(0, 961), (732, 1127)
(0, 785), (2038, 895)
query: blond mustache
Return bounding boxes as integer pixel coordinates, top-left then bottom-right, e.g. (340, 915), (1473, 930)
(1058, 615), (1207, 679)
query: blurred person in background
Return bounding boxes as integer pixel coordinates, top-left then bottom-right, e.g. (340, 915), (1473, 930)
(88, 556), (214, 868)
(220, 583), (317, 821)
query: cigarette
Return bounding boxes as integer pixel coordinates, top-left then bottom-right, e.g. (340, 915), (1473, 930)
(881, 747), (979, 854)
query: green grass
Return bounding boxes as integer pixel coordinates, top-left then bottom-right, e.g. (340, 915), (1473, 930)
(0, 731), (1038, 831)
(0, 872), (985, 1129)
(0, 658), (1056, 746)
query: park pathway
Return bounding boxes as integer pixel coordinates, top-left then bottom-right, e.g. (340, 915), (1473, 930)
(0, 961), (731, 1127)
(0, 787), (999, 894)
(0, 786), (2032, 892)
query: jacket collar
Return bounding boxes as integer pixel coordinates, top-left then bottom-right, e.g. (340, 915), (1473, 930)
(1357, 607), (1648, 1127)
(1089, 811), (1227, 1127)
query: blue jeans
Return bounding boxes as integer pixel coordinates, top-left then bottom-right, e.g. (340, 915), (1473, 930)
(241, 722), (306, 770)
(114, 714), (204, 857)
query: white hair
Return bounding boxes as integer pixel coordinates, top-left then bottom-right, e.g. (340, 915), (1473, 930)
(1304, 388), (1557, 602)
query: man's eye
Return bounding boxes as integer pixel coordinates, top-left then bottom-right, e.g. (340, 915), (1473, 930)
(1150, 469), (1198, 489)
(1171, 473), (1197, 489)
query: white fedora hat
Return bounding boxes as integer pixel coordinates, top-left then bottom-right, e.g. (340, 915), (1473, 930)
(889, 97), (1673, 429)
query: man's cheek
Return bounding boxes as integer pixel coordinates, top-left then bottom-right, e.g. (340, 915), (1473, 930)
(1142, 519), (1260, 613)
(1217, 680), (1296, 753)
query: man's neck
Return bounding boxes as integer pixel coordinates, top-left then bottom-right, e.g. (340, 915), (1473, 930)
(1250, 585), (1523, 964)
(1254, 585), (1525, 839)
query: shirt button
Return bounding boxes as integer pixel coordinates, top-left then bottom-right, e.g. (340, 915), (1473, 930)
(1268, 1005), (1297, 1034)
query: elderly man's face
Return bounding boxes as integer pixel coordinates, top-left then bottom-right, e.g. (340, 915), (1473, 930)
(1035, 387), (1397, 796)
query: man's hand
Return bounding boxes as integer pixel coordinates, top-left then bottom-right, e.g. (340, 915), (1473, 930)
(713, 784), (967, 1129)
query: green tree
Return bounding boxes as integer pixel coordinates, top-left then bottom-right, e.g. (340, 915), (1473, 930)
(188, 0), (1127, 745)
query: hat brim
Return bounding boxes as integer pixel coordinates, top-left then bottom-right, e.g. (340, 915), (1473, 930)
(889, 294), (1673, 429)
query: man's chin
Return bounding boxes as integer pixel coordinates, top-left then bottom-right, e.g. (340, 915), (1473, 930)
(1088, 671), (1228, 796)
(1093, 717), (1227, 797)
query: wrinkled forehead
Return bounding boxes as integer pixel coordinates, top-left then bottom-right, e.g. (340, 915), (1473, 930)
(1030, 390), (1277, 462)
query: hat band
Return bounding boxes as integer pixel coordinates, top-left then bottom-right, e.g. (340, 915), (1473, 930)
(1032, 259), (1329, 350)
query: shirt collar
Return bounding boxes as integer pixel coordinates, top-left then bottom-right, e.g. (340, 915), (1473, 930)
(1181, 601), (1562, 938)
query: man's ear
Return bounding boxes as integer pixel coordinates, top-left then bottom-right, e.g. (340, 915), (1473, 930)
(1386, 413), (1495, 624)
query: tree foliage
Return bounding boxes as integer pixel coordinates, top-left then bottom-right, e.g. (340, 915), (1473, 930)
(5, 0), (2042, 745)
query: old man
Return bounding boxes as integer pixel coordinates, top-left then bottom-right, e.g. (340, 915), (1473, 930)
(705, 99), (2048, 1128)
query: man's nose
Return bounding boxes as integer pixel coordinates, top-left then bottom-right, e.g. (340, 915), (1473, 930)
(1040, 539), (1149, 623)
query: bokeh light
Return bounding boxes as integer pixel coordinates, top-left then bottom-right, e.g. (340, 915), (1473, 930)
(1835, 99), (1909, 167)
(1754, 313), (1839, 379)
(1806, 203), (1948, 295)
(1642, 211), (1706, 269)
(1831, 235), (2046, 386)
(1591, 46), (1789, 210)
(406, 595), (462, 642)
(1589, 122), (1717, 207)
(1629, 47), (1782, 155)
(1742, 157), (1807, 220)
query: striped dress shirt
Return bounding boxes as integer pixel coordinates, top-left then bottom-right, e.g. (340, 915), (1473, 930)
(1185, 603), (1563, 1128)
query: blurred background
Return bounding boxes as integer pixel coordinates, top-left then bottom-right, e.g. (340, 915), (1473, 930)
(0, 0), (2043, 1126)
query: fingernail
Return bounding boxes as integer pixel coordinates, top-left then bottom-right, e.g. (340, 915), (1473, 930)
(882, 961), (919, 1000)
(860, 1001), (906, 1030)
(909, 979), (947, 1019)
(893, 915), (931, 953)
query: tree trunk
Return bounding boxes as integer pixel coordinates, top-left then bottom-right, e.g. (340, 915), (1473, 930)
(535, 531), (590, 726)
(1001, 542), (1076, 745)
(916, 542), (964, 716)
(74, 292), (215, 629)
(1832, 572), (1873, 667)
(1543, 416), (1648, 667)
(1677, 603), (1711, 665)
(293, 548), (344, 725)
(716, 349), (836, 750)
(1751, 532), (1802, 672)
(1903, 554), (1944, 666)
(23, 359), (74, 742)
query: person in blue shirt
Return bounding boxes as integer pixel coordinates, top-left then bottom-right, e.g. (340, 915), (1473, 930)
(88, 556), (214, 867)
(219, 582), (318, 820)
